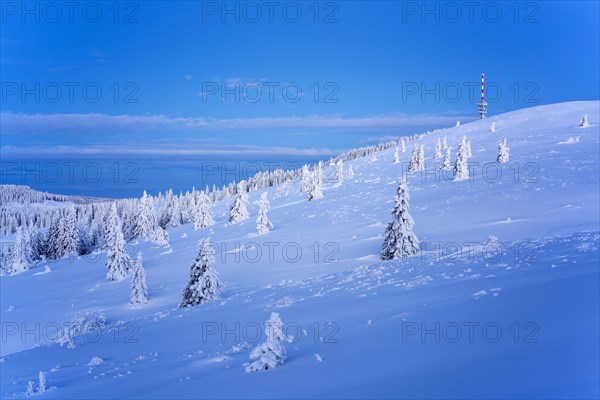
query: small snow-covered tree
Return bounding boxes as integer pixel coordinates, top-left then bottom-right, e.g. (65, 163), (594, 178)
(346, 165), (354, 178)
(393, 146), (400, 164)
(245, 312), (289, 373)
(180, 239), (221, 308)
(466, 140), (473, 157)
(308, 164), (323, 201)
(8, 225), (30, 275)
(441, 147), (452, 170)
(408, 146), (421, 172)
(25, 381), (35, 397)
(335, 160), (344, 183)
(497, 138), (510, 163)
(409, 145), (425, 171)
(455, 120), (461, 127)
(63, 205), (80, 258)
(105, 203), (132, 281)
(229, 184), (250, 224)
(579, 114), (589, 128)
(194, 192), (215, 229)
(256, 192), (273, 235)
(442, 135), (448, 148)
(300, 165), (311, 192)
(150, 226), (169, 247)
(134, 191), (156, 239)
(434, 138), (442, 158)
(381, 177), (420, 260)
(130, 252), (149, 305)
(38, 371), (46, 394)
(453, 136), (470, 182)
(490, 121), (496, 132)
(400, 138), (406, 153)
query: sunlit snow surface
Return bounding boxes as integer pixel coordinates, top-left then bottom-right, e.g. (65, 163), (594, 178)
(1, 101), (599, 398)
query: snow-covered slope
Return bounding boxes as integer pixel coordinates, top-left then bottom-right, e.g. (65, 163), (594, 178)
(1, 101), (599, 399)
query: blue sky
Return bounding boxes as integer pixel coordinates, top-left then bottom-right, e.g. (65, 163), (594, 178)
(1, 0), (599, 157)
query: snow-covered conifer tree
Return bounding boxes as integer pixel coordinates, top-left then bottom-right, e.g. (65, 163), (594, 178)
(442, 135), (448, 148)
(434, 138), (442, 158)
(455, 120), (461, 127)
(150, 227), (169, 247)
(453, 136), (470, 182)
(335, 160), (344, 183)
(490, 121), (496, 132)
(8, 226), (30, 275)
(105, 203), (132, 281)
(466, 140), (473, 157)
(245, 312), (289, 373)
(63, 205), (80, 258)
(579, 114), (589, 128)
(134, 191), (156, 239)
(308, 164), (324, 201)
(194, 192), (215, 229)
(400, 138), (406, 153)
(229, 184), (250, 224)
(346, 165), (354, 178)
(38, 371), (46, 394)
(25, 381), (35, 397)
(497, 138), (510, 163)
(408, 146), (421, 172)
(130, 252), (149, 305)
(393, 146), (400, 164)
(168, 197), (182, 227)
(256, 192), (273, 235)
(441, 147), (452, 170)
(300, 165), (311, 192)
(380, 177), (420, 261)
(180, 239), (221, 308)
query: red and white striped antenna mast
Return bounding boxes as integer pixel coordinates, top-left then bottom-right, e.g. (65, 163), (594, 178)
(478, 72), (487, 119)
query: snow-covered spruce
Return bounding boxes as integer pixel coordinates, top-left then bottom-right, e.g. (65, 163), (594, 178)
(381, 177), (420, 261)
(442, 135), (448, 149)
(194, 192), (215, 229)
(399, 138), (406, 153)
(335, 160), (344, 184)
(346, 165), (354, 178)
(441, 147), (452, 170)
(434, 138), (442, 158)
(105, 203), (132, 281)
(308, 163), (324, 201)
(134, 191), (157, 239)
(5, 225), (31, 275)
(180, 239), (221, 308)
(466, 140), (472, 158)
(300, 165), (311, 193)
(408, 146), (424, 172)
(63, 205), (80, 258)
(497, 138), (510, 163)
(25, 380), (35, 397)
(455, 120), (460, 127)
(453, 136), (470, 182)
(490, 121), (496, 132)
(130, 252), (149, 305)
(579, 114), (589, 128)
(229, 184), (250, 224)
(38, 371), (46, 394)
(393, 146), (400, 164)
(245, 312), (290, 373)
(256, 192), (273, 235)
(151, 226), (170, 247)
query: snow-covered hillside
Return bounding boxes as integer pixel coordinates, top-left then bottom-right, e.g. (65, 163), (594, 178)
(1, 101), (599, 399)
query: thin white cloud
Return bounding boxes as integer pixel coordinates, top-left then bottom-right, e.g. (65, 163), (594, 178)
(1, 144), (338, 157)
(0, 112), (474, 135)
